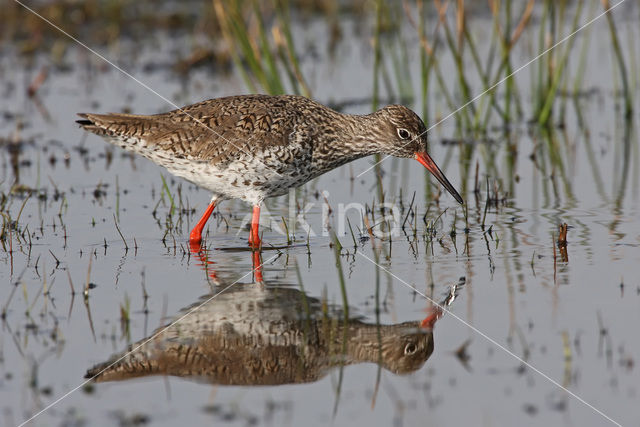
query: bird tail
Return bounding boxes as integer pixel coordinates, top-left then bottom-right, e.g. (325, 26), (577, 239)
(76, 112), (156, 139)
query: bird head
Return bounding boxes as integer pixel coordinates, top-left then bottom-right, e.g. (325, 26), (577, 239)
(374, 105), (464, 204)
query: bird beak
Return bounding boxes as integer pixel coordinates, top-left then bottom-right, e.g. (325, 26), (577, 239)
(415, 152), (464, 204)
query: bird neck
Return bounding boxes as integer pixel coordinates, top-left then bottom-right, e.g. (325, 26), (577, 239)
(316, 320), (430, 373)
(312, 112), (383, 168)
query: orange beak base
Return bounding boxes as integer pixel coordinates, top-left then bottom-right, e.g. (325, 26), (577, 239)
(415, 152), (464, 204)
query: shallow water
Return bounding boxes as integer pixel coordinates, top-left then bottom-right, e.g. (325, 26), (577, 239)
(1, 3), (640, 426)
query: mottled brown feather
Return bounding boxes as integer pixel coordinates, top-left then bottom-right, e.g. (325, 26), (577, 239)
(85, 286), (434, 385)
(77, 95), (313, 164)
(76, 94), (462, 205)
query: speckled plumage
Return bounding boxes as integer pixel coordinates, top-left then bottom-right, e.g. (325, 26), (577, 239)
(78, 94), (431, 205)
(85, 285), (434, 385)
(78, 94), (462, 244)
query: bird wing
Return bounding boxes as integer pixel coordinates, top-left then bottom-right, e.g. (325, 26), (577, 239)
(77, 95), (300, 164)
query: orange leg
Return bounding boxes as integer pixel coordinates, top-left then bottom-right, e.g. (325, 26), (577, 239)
(189, 242), (219, 282)
(249, 205), (261, 248)
(190, 201), (217, 244)
(251, 250), (264, 283)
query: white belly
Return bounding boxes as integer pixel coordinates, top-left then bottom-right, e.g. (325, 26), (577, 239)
(115, 140), (311, 205)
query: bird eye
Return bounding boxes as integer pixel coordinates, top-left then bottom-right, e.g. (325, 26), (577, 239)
(397, 128), (410, 140)
(404, 343), (417, 355)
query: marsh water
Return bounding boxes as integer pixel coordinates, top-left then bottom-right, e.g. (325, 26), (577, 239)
(1, 2), (640, 426)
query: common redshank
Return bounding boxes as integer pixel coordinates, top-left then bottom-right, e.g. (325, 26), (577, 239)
(77, 94), (463, 247)
(85, 283), (436, 384)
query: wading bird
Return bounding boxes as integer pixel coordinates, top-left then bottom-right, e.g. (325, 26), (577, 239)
(78, 94), (463, 247)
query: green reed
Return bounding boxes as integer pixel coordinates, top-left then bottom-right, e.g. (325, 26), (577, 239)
(416, 0), (431, 122)
(602, 0), (633, 120)
(274, 0), (311, 97)
(330, 229), (349, 416)
(213, 0), (309, 96)
(371, 0), (385, 203)
(537, 0), (584, 126)
(214, 0), (282, 93)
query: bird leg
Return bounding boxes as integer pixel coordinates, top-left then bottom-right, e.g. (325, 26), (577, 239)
(251, 250), (264, 283)
(189, 241), (219, 283)
(249, 205), (261, 248)
(189, 200), (217, 245)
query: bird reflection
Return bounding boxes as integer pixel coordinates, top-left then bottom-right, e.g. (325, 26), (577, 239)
(87, 283), (435, 384)
(86, 247), (461, 385)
